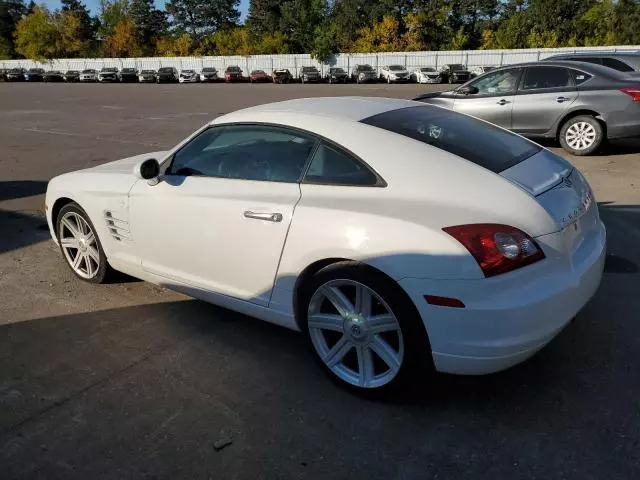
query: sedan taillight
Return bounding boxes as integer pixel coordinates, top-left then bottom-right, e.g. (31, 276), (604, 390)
(443, 224), (545, 277)
(621, 88), (640, 102)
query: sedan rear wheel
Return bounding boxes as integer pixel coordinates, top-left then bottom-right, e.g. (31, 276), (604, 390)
(302, 262), (432, 392)
(57, 203), (111, 283)
(559, 115), (604, 156)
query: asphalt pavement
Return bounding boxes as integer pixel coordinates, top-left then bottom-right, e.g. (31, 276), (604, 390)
(1, 82), (640, 479)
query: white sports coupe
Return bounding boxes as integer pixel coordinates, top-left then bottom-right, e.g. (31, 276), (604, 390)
(45, 97), (606, 391)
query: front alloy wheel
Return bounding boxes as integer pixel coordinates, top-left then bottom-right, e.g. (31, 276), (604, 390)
(308, 279), (405, 389)
(57, 203), (110, 283)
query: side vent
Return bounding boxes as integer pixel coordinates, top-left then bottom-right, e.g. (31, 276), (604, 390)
(104, 210), (131, 242)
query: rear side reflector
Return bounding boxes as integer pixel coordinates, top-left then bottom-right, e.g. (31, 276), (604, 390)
(425, 295), (465, 308)
(621, 88), (640, 102)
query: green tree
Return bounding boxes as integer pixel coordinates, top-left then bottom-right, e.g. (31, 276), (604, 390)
(14, 5), (83, 60)
(247, 0), (281, 35)
(61, 0), (96, 42)
(129, 0), (167, 53)
(99, 0), (129, 38)
(614, 0), (640, 45)
(0, 0), (26, 58)
(165, 0), (240, 39)
(310, 20), (337, 61)
(352, 14), (403, 52)
(279, 0), (327, 52)
(156, 32), (193, 55)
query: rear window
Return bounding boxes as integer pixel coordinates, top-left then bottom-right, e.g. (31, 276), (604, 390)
(361, 106), (541, 174)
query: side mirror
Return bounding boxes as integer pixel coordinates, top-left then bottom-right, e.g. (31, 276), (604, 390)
(457, 85), (479, 95)
(134, 158), (160, 180)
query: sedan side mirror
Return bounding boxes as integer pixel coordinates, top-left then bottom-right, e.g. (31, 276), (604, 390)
(134, 158), (160, 180)
(457, 85), (479, 95)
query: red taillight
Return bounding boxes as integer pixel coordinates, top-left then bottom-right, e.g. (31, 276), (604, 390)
(443, 224), (545, 277)
(621, 88), (640, 102)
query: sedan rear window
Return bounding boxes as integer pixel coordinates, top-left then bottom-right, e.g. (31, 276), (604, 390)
(361, 106), (541, 173)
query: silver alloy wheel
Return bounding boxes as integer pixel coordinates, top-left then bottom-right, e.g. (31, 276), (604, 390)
(565, 121), (597, 151)
(308, 279), (404, 388)
(59, 211), (100, 279)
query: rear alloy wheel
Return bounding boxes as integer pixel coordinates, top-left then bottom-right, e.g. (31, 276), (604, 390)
(57, 203), (110, 283)
(302, 263), (431, 392)
(559, 115), (604, 156)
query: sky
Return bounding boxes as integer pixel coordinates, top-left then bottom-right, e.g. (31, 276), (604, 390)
(40, 0), (250, 21)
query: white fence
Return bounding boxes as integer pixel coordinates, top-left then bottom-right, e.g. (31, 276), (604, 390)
(2, 46), (638, 76)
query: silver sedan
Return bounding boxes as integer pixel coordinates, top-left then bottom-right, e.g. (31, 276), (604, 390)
(415, 60), (640, 155)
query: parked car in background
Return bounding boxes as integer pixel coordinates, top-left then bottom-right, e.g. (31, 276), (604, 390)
(120, 68), (139, 82)
(439, 64), (471, 83)
(414, 61), (640, 155)
(6, 68), (25, 81)
(80, 69), (98, 82)
(98, 67), (119, 82)
(25, 68), (45, 82)
(544, 52), (640, 73)
(44, 70), (65, 82)
(139, 69), (157, 83)
(351, 64), (377, 83)
(380, 65), (410, 83)
(411, 67), (441, 84)
(200, 67), (218, 82)
(45, 97), (606, 392)
(300, 66), (321, 83)
(470, 66), (497, 78)
(64, 70), (80, 82)
(326, 67), (348, 84)
(179, 69), (200, 83)
(273, 69), (293, 84)
(224, 66), (243, 82)
(157, 67), (178, 83)
(250, 70), (271, 83)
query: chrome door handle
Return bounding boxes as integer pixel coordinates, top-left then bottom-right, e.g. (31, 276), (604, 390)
(244, 211), (283, 222)
(556, 96), (571, 103)
(496, 99), (510, 105)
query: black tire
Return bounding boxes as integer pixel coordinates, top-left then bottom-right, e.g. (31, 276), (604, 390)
(558, 115), (604, 156)
(56, 202), (112, 284)
(298, 261), (433, 394)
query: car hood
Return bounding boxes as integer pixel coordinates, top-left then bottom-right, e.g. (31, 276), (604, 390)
(89, 151), (168, 174)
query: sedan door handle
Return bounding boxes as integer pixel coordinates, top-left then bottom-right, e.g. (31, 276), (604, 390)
(496, 99), (510, 105)
(556, 96), (571, 103)
(244, 210), (283, 222)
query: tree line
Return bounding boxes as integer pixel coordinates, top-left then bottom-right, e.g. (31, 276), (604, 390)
(1, 0), (639, 62)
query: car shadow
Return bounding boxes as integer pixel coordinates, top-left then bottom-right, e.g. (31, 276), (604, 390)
(0, 209), (50, 255)
(0, 180), (48, 202)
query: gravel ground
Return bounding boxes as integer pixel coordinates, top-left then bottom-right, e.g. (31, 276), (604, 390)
(1, 82), (639, 480)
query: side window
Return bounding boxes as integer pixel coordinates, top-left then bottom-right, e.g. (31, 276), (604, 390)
(603, 58), (634, 72)
(522, 67), (572, 90)
(467, 68), (521, 95)
(304, 142), (379, 186)
(168, 125), (316, 183)
(570, 69), (592, 85)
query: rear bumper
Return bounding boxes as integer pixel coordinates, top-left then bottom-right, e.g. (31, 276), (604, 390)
(399, 221), (606, 375)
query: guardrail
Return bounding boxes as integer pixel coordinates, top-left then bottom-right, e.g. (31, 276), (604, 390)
(2, 46), (638, 77)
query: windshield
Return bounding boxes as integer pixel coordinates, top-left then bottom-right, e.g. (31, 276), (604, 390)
(82, 69), (94, 73)
(420, 67), (436, 72)
(226, 66), (240, 72)
(182, 70), (194, 73)
(48, 71), (61, 74)
(28, 69), (43, 73)
(302, 67), (317, 72)
(202, 68), (216, 72)
(10, 68), (22, 73)
(389, 65), (404, 71)
(252, 70), (265, 74)
(101, 68), (117, 72)
(449, 64), (464, 70)
(141, 70), (155, 74)
(361, 106), (540, 174)
(330, 68), (345, 73)
(358, 65), (374, 71)
(122, 68), (135, 73)
(159, 68), (173, 73)
(66, 70), (78, 73)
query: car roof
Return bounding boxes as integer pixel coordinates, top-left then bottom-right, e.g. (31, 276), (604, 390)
(214, 97), (420, 124)
(493, 60), (624, 78)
